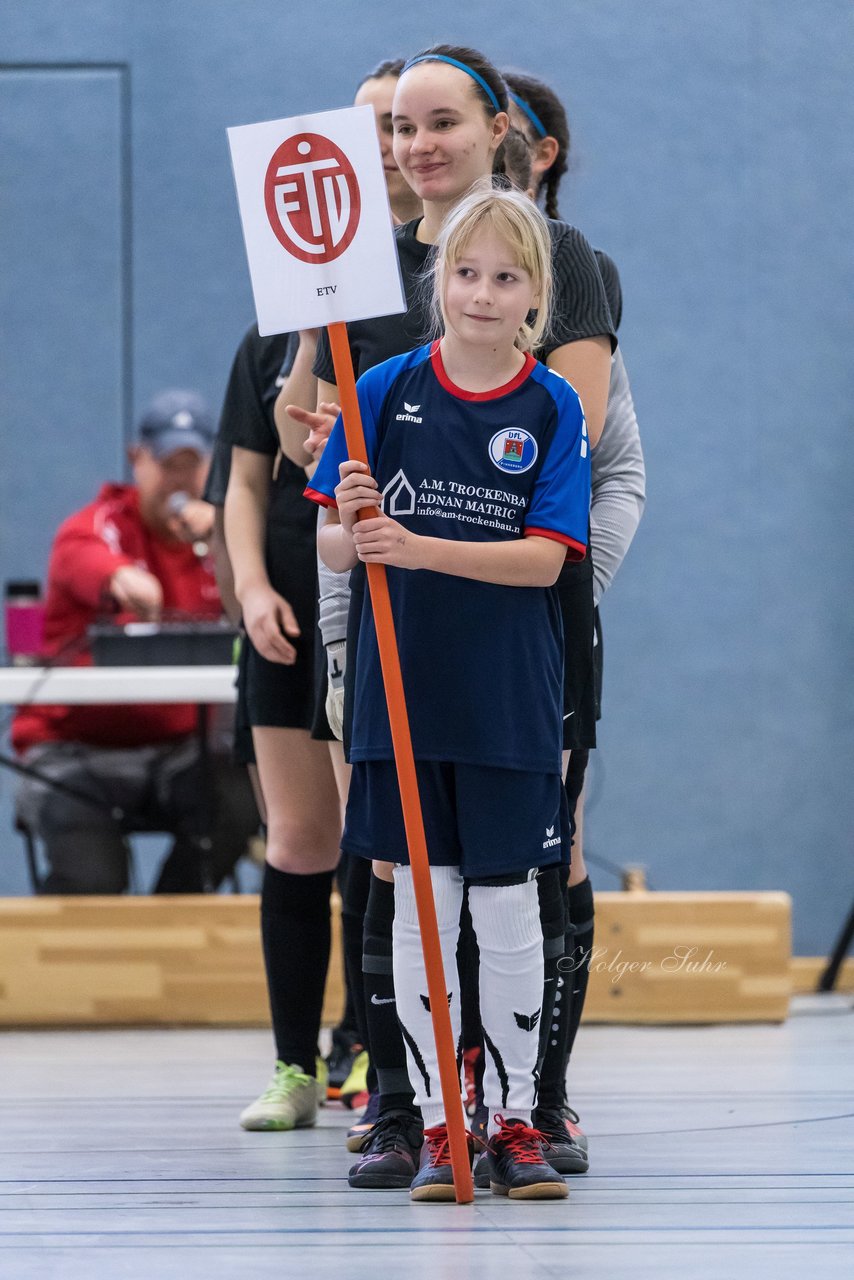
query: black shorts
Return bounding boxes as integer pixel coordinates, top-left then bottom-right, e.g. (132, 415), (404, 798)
(564, 747), (589, 817)
(556, 568), (596, 751)
(310, 616), (334, 741)
(593, 605), (603, 721)
(237, 627), (316, 731)
(233, 718), (256, 767)
(237, 516), (319, 732)
(342, 759), (571, 879)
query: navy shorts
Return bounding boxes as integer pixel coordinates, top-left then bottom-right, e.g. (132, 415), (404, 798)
(342, 759), (571, 879)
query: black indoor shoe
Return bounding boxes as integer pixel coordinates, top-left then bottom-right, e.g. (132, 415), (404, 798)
(487, 1115), (569, 1200)
(348, 1109), (423, 1189)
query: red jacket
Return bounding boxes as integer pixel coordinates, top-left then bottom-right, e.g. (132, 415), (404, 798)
(12, 484), (222, 752)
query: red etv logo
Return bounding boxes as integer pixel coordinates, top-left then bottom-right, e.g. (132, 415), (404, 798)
(264, 133), (361, 265)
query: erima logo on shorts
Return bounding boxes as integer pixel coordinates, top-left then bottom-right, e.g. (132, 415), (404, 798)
(396, 401), (423, 423)
(489, 428), (538, 474)
(542, 824), (561, 850)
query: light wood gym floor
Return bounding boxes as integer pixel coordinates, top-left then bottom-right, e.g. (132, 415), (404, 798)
(1, 995), (852, 1280)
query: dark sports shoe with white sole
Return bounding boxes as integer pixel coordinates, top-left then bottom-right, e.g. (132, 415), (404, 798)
(345, 1089), (380, 1153)
(473, 1149), (491, 1190)
(325, 1028), (364, 1100)
(562, 1103), (589, 1153)
(486, 1116), (569, 1200)
(409, 1123), (474, 1202)
(533, 1104), (590, 1174)
(348, 1109), (423, 1189)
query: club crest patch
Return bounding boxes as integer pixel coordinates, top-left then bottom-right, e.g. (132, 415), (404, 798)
(489, 428), (538, 474)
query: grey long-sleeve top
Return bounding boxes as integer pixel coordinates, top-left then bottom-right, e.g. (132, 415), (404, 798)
(317, 509), (350, 648)
(589, 347), (646, 606)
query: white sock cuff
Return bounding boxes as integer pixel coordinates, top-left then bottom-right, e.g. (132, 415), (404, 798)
(468, 879), (542, 952)
(393, 864), (463, 930)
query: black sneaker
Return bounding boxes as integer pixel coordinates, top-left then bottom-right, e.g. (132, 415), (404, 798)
(345, 1089), (381, 1153)
(533, 1105), (590, 1174)
(348, 1109), (423, 1189)
(325, 1027), (363, 1098)
(470, 1101), (488, 1151)
(560, 1101), (589, 1152)
(487, 1116), (568, 1200)
(473, 1149), (491, 1190)
(409, 1123), (474, 1202)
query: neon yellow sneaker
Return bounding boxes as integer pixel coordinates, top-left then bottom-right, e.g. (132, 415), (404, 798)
(239, 1062), (319, 1131)
(339, 1048), (369, 1110)
(315, 1056), (329, 1109)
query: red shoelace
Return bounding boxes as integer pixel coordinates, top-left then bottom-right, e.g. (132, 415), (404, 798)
(492, 1116), (550, 1164)
(422, 1124), (453, 1165)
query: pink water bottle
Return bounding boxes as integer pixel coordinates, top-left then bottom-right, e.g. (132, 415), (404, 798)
(4, 580), (45, 666)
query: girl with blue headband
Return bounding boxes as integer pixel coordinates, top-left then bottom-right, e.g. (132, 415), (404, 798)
(499, 68), (646, 1177)
(503, 71), (570, 222)
(283, 41), (616, 1190)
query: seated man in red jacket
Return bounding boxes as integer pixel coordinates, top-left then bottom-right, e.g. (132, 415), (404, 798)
(12, 390), (259, 893)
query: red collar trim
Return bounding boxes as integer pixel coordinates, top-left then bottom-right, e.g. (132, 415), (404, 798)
(429, 340), (536, 402)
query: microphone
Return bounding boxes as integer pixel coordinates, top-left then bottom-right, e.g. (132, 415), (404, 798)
(167, 491), (190, 517)
(167, 492), (208, 557)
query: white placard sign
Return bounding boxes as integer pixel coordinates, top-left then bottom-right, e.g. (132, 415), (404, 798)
(227, 104), (406, 335)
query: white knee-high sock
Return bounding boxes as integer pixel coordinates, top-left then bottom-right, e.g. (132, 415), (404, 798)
(392, 864), (464, 1128)
(468, 878), (544, 1133)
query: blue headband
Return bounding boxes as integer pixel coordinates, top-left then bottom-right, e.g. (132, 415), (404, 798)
(402, 54), (503, 114)
(508, 91), (548, 140)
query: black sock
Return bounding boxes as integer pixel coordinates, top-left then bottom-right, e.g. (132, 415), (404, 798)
(457, 890), (482, 1057)
(533, 866), (570, 1112)
(362, 872), (416, 1115)
(563, 876), (594, 1074)
(260, 863), (334, 1076)
(337, 852), (370, 1036)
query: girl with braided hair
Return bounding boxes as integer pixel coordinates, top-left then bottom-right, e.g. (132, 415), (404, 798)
(501, 67), (646, 1168)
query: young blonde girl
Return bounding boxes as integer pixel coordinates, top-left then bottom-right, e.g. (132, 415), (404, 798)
(306, 186), (589, 1201)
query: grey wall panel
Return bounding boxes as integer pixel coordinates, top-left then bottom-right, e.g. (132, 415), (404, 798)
(0, 65), (127, 891)
(0, 65), (127, 581)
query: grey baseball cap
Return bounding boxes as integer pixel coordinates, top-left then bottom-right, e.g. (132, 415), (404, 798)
(136, 389), (215, 458)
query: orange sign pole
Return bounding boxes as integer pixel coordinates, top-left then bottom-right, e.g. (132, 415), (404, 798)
(327, 320), (473, 1204)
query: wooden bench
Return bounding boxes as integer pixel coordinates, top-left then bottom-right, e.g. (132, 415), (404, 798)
(0, 889), (811, 1026)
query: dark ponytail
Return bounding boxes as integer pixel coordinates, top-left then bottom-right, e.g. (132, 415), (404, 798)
(355, 58), (406, 91)
(502, 70), (570, 220)
(499, 126), (534, 193)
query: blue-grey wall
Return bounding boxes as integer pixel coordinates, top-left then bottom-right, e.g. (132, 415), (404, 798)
(1, 1), (852, 954)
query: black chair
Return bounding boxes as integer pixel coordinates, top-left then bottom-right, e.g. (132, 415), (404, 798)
(16, 813), (140, 894)
(15, 814), (243, 895)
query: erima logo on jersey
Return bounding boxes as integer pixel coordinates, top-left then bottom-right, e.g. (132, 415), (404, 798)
(543, 825), (561, 850)
(514, 1008), (541, 1032)
(489, 428), (538, 474)
(396, 401), (423, 423)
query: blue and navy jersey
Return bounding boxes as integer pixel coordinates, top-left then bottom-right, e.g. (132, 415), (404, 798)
(306, 342), (591, 774)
